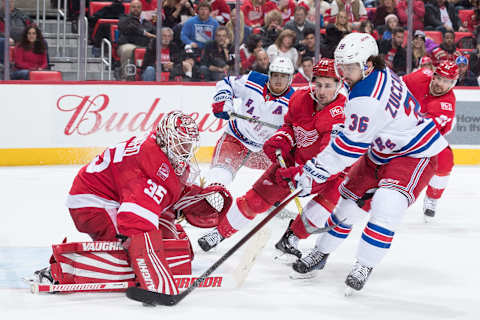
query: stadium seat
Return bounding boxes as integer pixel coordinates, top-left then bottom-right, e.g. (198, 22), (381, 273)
(89, 2), (130, 17)
(29, 71), (63, 81)
(134, 48), (146, 67)
(110, 24), (120, 61)
(424, 31), (442, 45)
(458, 10), (475, 32)
(91, 18), (119, 42)
(454, 32), (474, 44)
(161, 72), (170, 81)
(9, 46), (14, 62)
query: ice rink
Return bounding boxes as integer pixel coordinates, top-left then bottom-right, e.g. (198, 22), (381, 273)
(1, 163), (479, 319)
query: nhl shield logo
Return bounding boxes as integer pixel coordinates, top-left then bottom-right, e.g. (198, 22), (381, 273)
(157, 163), (170, 181)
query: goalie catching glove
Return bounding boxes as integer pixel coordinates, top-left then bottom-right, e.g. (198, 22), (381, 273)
(173, 183), (233, 228)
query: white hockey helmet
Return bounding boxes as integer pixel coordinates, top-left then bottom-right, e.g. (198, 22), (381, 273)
(156, 111), (200, 176)
(334, 32), (379, 79)
(268, 56), (295, 87)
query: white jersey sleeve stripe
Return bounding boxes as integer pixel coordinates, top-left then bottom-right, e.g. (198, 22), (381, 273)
(117, 202), (159, 228)
(66, 194), (120, 209)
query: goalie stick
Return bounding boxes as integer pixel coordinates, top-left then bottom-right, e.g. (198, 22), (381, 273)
(230, 112), (281, 130)
(126, 190), (302, 306)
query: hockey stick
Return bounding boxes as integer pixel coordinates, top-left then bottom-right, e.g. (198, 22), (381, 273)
(126, 189), (302, 306)
(29, 281), (134, 294)
(230, 112), (281, 129)
(275, 149), (303, 215)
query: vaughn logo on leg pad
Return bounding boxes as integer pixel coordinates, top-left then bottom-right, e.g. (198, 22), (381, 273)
(81, 242), (123, 251)
(137, 258), (156, 291)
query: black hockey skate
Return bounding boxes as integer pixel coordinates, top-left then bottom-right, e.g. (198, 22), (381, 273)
(274, 220), (302, 263)
(33, 266), (57, 284)
(344, 261), (373, 295)
(197, 228), (225, 252)
(290, 247), (329, 279)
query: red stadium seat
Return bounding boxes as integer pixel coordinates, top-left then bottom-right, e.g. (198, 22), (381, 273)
(161, 72), (170, 81)
(110, 24), (120, 61)
(89, 2), (129, 41)
(454, 31), (473, 44)
(134, 48), (147, 67)
(9, 46), (14, 62)
(29, 71), (63, 81)
(458, 10), (475, 32)
(424, 31), (443, 45)
(91, 18), (119, 42)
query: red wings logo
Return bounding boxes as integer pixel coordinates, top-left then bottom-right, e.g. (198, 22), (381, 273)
(440, 102), (453, 111)
(157, 163), (170, 181)
(293, 126), (319, 148)
(329, 106), (344, 118)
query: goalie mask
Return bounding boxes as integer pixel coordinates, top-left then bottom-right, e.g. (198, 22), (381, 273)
(156, 111), (200, 176)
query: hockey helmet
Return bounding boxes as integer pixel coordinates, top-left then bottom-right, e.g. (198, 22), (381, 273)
(156, 111), (200, 176)
(334, 32), (379, 79)
(268, 56), (295, 86)
(435, 61), (459, 80)
(312, 58), (339, 80)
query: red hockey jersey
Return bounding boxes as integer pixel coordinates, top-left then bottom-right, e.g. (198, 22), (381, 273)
(67, 133), (188, 236)
(280, 87), (346, 166)
(403, 68), (456, 136)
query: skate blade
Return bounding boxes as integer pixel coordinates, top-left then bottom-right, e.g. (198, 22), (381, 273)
(423, 215), (435, 223)
(288, 269), (318, 280)
(273, 250), (298, 265)
(344, 285), (355, 297)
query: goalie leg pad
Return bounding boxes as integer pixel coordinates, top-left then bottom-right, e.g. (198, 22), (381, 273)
(128, 230), (179, 295)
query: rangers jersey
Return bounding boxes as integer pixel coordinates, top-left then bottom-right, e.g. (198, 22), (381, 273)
(214, 71), (295, 152)
(311, 68), (448, 175)
(403, 68), (456, 136)
(66, 133), (188, 236)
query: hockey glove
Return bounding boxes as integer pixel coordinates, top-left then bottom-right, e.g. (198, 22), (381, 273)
(295, 159), (330, 197)
(263, 132), (294, 163)
(212, 89), (234, 120)
(275, 166), (302, 188)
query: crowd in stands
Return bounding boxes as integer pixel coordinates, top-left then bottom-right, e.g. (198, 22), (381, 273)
(0, 0), (480, 85)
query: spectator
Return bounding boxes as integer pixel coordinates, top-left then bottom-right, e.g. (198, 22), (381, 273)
(320, 23), (344, 58)
(373, 0), (398, 28)
(284, 5), (315, 46)
(170, 51), (204, 81)
(298, 27), (316, 60)
(418, 56), (435, 71)
(180, 1), (219, 50)
(292, 56), (314, 84)
(266, 29), (298, 68)
(209, 0), (232, 25)
(11, 25), (47, 80)
(225, 8), (251, 45)
(381, 14), (400, 40)
(430, 30), (462, 66)
(455, 55), (479, 85)
(200, 26), (234, 81)
(359, 20), (379, 40)
(260, 10), (284, 48)
(141, 27), (182, 81)
(468, 42), (480, 77)
(241, 0), (278, 28)
(335, 10), (352, 34)
(299, 0), (331, 25)
(277, 0), (297, 25)
(163, 0), (195, 29)
(117, 0), (155, 80)
(252, 48), (270, 74)
(424, 0), (465, 32)
(239, 34), (263, 73)
(378, 26), (407, 74)
(396, 0), (425, 31)
(411, 30), (428, 70)
(0, 0), (32, 43)
(330, 0), (367, 28)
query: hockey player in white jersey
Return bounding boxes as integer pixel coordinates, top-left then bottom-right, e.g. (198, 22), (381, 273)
(204, 57), (295, 188)
(289, 33), (448, 293)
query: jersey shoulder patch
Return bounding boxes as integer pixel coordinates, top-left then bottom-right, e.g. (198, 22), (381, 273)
(349, 69), (387, 101)
(247, 71), (269, 87)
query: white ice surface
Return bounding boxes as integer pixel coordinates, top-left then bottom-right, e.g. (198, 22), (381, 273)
(1, 164), (479, 319)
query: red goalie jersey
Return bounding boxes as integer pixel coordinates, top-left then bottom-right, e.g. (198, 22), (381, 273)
(277, 87), (347, 166)
(403, 68), (456, 136)
(67, 132), (188, 238)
